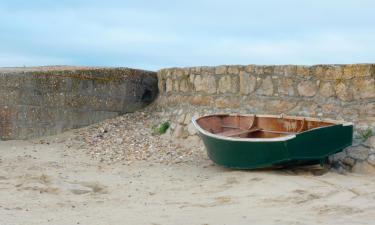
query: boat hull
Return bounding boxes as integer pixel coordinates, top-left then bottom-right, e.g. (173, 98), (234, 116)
(197, 123), (353, 169)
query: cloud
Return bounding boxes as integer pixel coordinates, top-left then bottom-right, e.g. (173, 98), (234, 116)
(0, 0), (374, 70)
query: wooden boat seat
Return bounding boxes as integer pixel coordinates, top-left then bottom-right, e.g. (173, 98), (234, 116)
(217, 128), (262, 137)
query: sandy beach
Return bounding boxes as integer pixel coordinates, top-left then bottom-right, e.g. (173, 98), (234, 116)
(1, 130), (375, 225)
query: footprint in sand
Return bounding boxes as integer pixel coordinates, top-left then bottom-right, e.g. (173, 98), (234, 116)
(316, 205), (363, 215)
(67, 181), (108, 195)
(15, 174), (60, 194)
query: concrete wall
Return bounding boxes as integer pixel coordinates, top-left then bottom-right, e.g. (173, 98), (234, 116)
(155, 64), (375, 173)
(0, 66), (158, 140)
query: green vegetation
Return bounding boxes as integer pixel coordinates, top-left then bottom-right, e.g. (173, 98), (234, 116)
(152, 121), (170, 135)
(359, 128), (373, 142)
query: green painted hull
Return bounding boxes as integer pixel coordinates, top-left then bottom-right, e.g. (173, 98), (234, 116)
(197, 124), (353, 169)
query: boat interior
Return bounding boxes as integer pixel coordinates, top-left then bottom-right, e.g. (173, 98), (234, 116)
(195, 114), (336, 138)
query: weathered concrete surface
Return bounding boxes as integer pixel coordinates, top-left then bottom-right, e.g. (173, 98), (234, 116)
(0, 66), (158, 140)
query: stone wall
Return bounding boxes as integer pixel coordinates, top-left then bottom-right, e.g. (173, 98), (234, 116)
(155, 64), (375, 173)
(0, 66), (158, 140)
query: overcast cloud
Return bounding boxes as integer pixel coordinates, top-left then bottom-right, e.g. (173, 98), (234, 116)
(0, 0), (374, 70)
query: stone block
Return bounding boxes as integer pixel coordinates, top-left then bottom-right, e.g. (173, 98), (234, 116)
(319, 82), (335, 97)
(215, 97), (240, 108)
(218, 75), (238, 93)
(352, 161), (375, 174)
(179, 79), (189, 92)
(254, 66), (264, 75)
(239, 71), (256, 94)
(359, 103), (375, 116)
(283, 65), (297, 76)
(325, 66), (343, 79)
(166, 78), (173, 92)
(256, 76), (274, 96)
(353, 78), (375, 99)
(190, 96), (213, 106)
(227, 66), (240, 74)
(201, 66), (214, 75)
(215, 66), (227, 75)
(346, 145), (369, 160)
(343, 64), (372, 79)
(368, 136), (375, 149)
(367, 154), (375, 166)
(296, 66), (310, 76)
(265, 100), (297, 114)
(297, 81), (317, 97)
(173, 124), (188, 139)
(277, 78), (295, 96)
(194, 75), (216, 94)
(245, 65), (254, 73)
(335, 82), (353, 101)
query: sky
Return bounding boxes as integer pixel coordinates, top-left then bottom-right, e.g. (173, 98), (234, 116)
(0, 0), (374, 70)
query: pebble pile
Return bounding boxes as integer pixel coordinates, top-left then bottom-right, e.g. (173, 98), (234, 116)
(75, 111), (208, 165)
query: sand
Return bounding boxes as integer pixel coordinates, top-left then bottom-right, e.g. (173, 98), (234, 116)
(1, 132), (375, 225)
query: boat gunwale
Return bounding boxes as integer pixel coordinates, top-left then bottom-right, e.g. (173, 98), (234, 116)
(192, 114), (352, 143)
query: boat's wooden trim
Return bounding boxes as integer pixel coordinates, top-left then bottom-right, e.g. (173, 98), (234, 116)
(217, 128), (262, 137)
(262, 130), (296, 135)
(201, 113), (353, 126)
(192, 117), (297, 142)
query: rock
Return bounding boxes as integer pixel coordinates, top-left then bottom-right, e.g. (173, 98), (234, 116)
(245, 65), (254, 73)
(297, 81), (317, 97)
(319, 82), (335, 97)
(343, 64), (372, 79)
(174, 69), (184, 77)
(367, 154), (375, 166)
(256, 76), (274, 96)
(115, 138), (123, 145)
(239, 71), (256, 94)
(227, 66), (240, 74)
(215, 97), (241, 108)
(346, 145), (369, 160)
(183, 113), (192, 125)
(368, 136), (375, 148)
(166, 78), (173, 92)
(329, 151), (347, 162)
(353, 78), (375, 99)
(218, 76), (233, 93)
(173, 80), (179, 91)
(194, 75), (216, 93)
(179, 79), (189, 92)
(189, 74), (195, 83)
(201, 76), (217, 94)
(296, 66), (310, 76)
(278, 78), (295, 96)
(177, 114), (186, 123)
(335, 82), (353, 101)
(189, 96), (213, 106)
(215, 66), (227, 75)
(359, 103), (375, 116)
(266, 100), (296, 113)
(352, 161), (375, 174)
(193, 75), (203, 91)
(321, 104), (339, 114)
(342, 157), (355, 167)
(325, 66), (343, 79)
(187, 123), (197, 135)
(173, 124), (188, 138)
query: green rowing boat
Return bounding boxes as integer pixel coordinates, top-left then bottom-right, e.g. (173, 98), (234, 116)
(192, 114), (353, 169)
